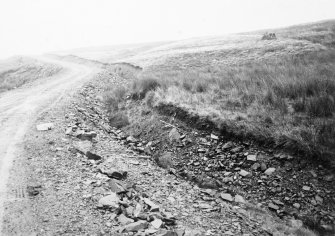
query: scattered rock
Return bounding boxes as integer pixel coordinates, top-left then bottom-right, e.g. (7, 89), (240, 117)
(27, 185), (42, 196)
(197, 148), (206, 153)
(293, 203), (301, 209)
(288, 219), (303, 228)
(234, 195), (246, 203)
(78, 131), (97, 140)
(315, 195), (323, 203)
(239, 170), (251, 177)
(36, 123), (54, 131)
(65, 127), (72, 135)
(220, 193), (233, 202)
(268, 203), (279, 211)
(251, 163), (260, 170)
(73, 140), (92, 155)
(210, 134), (219, 140)
(126, 136), (137, 143)
(143, 198), (159, 212)
(97, 193), (120, 210)
(133, 203), (143, 217)
(99, 167), (127, 180)
(264, 168), (276, 175)
(324, 174), (334, 182)
(169, 128), (181, 142)
(247, 154), (257, 162)
(302, 186), (311, 191)
(86, 151), (102, 160)
(231, 146), (243, 153)
(184, 229), (203, 236)
(273, 200), (284, 206)
(123, 220), (148, 232)
(260, 163), (267, 171)
(117, 214), (134, 225)
(175, 229), (185, 236)
(151, 219), (163, 229)
(108, 179), (126, 193)
(222, 141), (234, 150)
(156, 229), (178, 236)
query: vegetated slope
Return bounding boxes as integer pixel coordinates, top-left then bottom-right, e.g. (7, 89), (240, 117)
(107, 20), (335, 163)
(0, 56), (63, 93)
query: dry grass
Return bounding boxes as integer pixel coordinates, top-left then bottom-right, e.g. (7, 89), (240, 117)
(104, 20), (335, 161)
(140, 50), (335, 158)
(0, 56), (62, 93)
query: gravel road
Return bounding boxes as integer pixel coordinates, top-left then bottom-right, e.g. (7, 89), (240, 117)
(0, 55), (99, 233)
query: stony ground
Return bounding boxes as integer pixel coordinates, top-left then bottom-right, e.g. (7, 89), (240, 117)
(2, 68), (329, 236)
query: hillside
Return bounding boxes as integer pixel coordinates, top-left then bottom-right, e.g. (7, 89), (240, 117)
(0, 56), (63, 93)
(84, 20), (335, 235)
(86, 20), (335, 161)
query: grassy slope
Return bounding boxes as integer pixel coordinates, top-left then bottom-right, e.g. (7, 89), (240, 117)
(88, 20), (335, 162)
(124, 20), (335, 162)
(0, 57), (62, 93)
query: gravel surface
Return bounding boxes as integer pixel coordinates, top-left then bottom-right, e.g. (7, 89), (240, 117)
(2, 66), (326, 236)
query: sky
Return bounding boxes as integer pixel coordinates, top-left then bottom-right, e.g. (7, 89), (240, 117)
(0, 0), (335, 59)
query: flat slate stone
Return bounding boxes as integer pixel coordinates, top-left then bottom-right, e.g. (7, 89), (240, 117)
(220, 193), (233, 202)
(247, 154), (257, 162)
(36, 123), (54, 131)
(264, 167), (276, 175)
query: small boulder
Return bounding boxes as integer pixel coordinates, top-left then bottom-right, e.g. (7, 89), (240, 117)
(36, 123), (54, 131)
(264, 167), (276, 175)
(251, 163), (261, 170)
(65, 127), (73, 135)
(302, 186), (311, 191)
(126, 136), (137, 143)
(151, 219), (163, 229)
(268, 203), (279, 211)
(143, 198), (159, 212)
(234, 195), (246, 203)
(108, 179), (126, 193)
(247, 154), (257, 162)
(260, 162), (267, 171)
(123, 220), (148, 232)
(73, 140), (92, 155)
(78, 131), (97, 140)
(99, 167), (127, 180)
(231, 146), (243, 153)
(97, 193), (119, 210)
(315, 195), (323, 203)
(239, 170), (251, 177)
(222, 141), (234, 150)
(133, 203), (143, 217)
(169, 128), (180, 142)
(293, 203), (301, 209)
(324, 174), (334, 182)
(117, 214), (134, 225)
(210, 134), (219, 140)
(220, 193), (233, 202)
(86, 151), (102, 160)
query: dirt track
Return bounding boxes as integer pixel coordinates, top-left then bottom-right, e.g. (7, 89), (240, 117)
(0, 56), (99, 232)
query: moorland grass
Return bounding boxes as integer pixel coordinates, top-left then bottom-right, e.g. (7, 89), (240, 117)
(105, 21), (335, 161)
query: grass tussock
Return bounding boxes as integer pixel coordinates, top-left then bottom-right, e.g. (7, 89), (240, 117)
(130, 50), (335, 158)
(130, 77), (161, 99)
(109, 112), (130, 128)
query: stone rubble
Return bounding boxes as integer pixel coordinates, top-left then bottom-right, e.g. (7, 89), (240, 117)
(55, 74), (335, 235)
